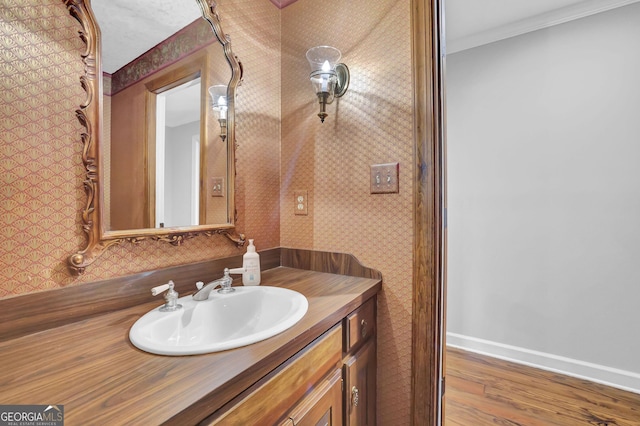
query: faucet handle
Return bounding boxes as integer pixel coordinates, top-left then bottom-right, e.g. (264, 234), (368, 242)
(219, 269), (234, 293)
(151, 281), (173, 296)
(151, 281), (182, 312)
(195, 281), (204, 290)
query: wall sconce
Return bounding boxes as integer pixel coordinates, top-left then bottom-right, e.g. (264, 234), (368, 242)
(305, 46), (350, 123)
(208, 84), (228, 141)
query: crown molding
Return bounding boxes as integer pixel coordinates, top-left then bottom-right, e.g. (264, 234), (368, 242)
(447, 0), (640, 54)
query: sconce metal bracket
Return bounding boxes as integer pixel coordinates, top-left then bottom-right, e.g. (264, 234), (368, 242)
(335, 63), (350, 97)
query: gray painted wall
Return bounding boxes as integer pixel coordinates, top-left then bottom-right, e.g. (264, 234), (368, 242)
(446, 3), (640, 390)
(165, 121), (200, 227)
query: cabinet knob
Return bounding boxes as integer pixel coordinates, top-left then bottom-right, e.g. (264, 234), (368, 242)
(360, 319), (368, 339)
(351, 386), (360, 407)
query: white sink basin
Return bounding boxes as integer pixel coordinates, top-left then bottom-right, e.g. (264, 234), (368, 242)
(129, 286), (308, 355)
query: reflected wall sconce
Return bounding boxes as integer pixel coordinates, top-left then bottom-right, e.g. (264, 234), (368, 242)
(209, 84), (228, 141)
(306, 46), (350, 123)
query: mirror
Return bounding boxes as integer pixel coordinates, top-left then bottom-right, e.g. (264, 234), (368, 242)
(96, 0), (232, 231)
(65, 0), (244, 274)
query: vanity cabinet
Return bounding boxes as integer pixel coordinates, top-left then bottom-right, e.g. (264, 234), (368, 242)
(205, 297), (377, 426)
(343, 298), (377, 426)
(0, 259), (382, 426)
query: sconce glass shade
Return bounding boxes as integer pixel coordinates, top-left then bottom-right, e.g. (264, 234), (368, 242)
(208, 85), (228, 141)
(306, 46), (340, 97)
(306, 46), (350, 123)
(209, 85), (228, 118)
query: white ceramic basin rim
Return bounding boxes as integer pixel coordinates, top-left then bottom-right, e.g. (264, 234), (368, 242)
(129, 286), (308, 355)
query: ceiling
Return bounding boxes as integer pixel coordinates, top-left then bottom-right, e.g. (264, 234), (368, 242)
(92, 0), (202, 74)
(446, 0), (587, 41)
(445, 0), (640, 53)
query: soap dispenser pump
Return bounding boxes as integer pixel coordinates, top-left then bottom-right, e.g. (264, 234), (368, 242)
(229, 239), (261, 286)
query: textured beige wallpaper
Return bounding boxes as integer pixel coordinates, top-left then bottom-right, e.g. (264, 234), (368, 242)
(0, 0), (281, 295)
(3, 0), (413, 422)
(281, 0), (414, 422)
(0, 0), (86, 294)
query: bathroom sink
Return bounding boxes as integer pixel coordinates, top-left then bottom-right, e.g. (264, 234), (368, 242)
(129, 286), (308, 355)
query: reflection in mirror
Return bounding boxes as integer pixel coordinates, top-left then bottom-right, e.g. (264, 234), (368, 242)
(66, 0), (243, 274)
(155, 77), (202, 228)
(209, 84), (228, 142)
(93, 0), (231, 231)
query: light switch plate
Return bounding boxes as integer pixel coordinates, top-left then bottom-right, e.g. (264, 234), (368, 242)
(294, 190), (308, 215)
(211, 177), (224, 197)
(370, 162), (399, 194)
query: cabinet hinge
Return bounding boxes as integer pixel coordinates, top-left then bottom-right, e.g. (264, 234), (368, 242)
(441, 376), (446, 397)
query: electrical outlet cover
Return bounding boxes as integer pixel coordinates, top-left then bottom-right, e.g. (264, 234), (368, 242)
(294, 190), (308, 215)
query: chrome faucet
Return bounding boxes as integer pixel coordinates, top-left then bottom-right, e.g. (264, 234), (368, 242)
(192, 268), (235, 301)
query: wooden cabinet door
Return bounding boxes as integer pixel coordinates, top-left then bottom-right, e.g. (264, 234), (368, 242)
(343, 339), (376, 426)
(204, 326), (342, 425)
(345, 298), (375, 354)
(283, 369), (343, 426)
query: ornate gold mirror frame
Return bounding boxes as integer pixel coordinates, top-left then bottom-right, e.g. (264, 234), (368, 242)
(64, 0), (244, 274)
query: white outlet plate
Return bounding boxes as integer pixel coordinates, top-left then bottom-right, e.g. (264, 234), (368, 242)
(294, 190), (308, 215)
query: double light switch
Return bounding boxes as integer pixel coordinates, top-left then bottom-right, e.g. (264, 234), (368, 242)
(370, 163), (399, 194)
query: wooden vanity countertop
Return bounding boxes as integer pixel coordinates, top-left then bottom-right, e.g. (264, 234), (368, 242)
(0, 267), (380, 425)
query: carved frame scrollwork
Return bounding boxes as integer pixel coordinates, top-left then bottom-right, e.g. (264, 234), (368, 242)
(64, 0), (245, 275)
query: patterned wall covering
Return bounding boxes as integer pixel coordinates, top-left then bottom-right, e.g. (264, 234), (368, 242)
(0, 0), (281, 296)
(3, 0), (413, 422)
(281, 0), (414, 422)
(1, 0), (85, 294)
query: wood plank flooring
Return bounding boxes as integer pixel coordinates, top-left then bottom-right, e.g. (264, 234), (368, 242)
(444, 347), (640, 425)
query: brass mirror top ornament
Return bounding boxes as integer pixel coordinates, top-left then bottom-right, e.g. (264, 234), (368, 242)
(64, 0), (244, 274)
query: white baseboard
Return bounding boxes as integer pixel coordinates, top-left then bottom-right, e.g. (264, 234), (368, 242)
(446, 332), (640, 395)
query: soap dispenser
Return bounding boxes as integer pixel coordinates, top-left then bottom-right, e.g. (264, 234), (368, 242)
(230, 239), (261, 286)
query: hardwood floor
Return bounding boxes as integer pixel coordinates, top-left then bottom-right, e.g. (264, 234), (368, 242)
(444, 347), (640, 425)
